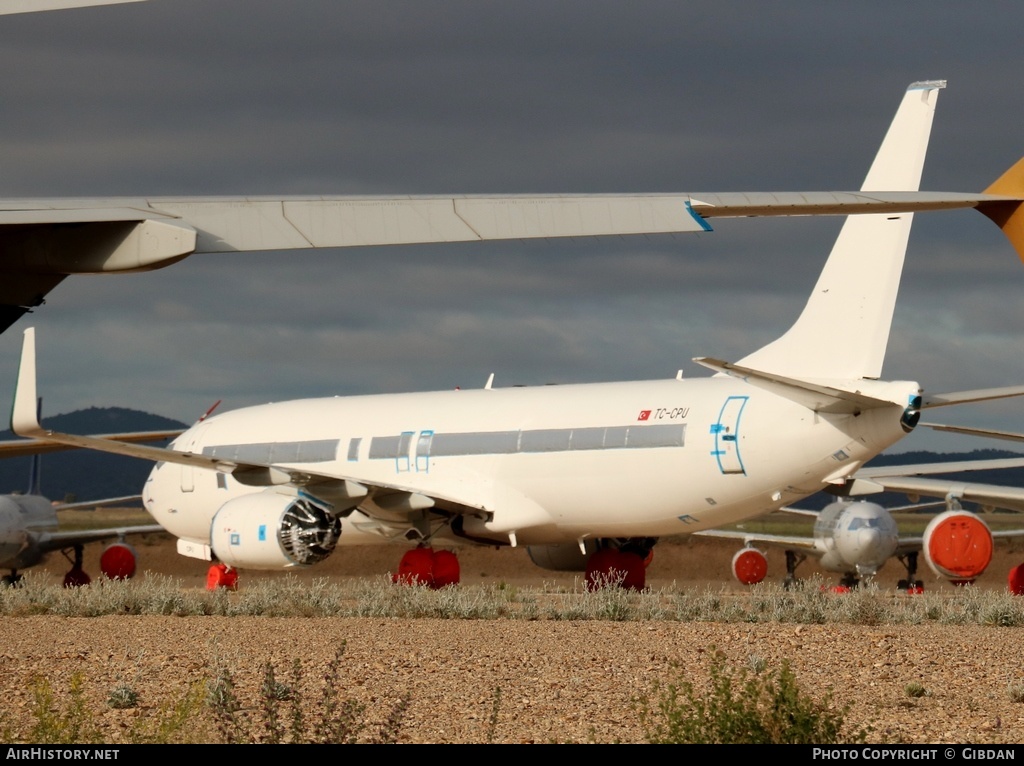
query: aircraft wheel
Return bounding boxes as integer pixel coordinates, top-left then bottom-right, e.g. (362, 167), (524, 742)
(1, 574), (22, 587)
(1008, 563), (1024, 595)
(100, 543), (138, 580)
(63, 566), (91, 588)
(393, 547), (461, 589)
(206, 563), (238, 591)
(393, 547), (436, 587)
(585, 548), (646, 591)
(432, 549), (461, 588)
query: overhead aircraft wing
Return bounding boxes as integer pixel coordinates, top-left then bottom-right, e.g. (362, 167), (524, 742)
(3, 183), (1023, 334)
(0, 0), (146, 13)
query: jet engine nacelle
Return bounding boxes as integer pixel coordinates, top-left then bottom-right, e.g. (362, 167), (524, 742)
(210, 492), (341, 570)
(99, 542), (138, 580)
(922, 510), (993, 584)
(731, 547), (768, 585)
(527, 540), (599, 571)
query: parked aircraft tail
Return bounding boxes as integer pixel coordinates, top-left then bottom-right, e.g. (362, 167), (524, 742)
(979, 156), (1024, 262)
(735, 81), (944, 381)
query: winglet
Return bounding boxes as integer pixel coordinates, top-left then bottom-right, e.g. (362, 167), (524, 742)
(11, 328), (44, 437)
(978, 157), (1024, 263)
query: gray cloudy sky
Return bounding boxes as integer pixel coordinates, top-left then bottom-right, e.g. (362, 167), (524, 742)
(0, 0), (1022, 453)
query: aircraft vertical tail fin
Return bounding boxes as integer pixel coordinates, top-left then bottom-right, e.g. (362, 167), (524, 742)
(978, 156), (1024, 263)
(26, 398), (42, 496)
(735, 80), (945, 380)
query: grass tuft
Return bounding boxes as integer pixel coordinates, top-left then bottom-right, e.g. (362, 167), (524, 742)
(634, 648), (869, 744)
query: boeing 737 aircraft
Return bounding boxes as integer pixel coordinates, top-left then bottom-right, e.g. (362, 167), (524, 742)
(697, 498), (1024, 593)
(10, 81), (1024, 590)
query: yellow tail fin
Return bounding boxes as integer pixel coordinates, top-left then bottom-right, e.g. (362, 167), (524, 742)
(980, 157), (1024, 262)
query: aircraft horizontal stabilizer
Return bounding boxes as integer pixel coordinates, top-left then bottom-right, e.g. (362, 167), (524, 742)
(692, 357), (902, 413)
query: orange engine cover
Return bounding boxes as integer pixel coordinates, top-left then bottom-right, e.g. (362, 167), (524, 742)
(923, 510), (993, 584)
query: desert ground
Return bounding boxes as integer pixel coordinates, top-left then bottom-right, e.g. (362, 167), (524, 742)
(3, 525), (1024, 744)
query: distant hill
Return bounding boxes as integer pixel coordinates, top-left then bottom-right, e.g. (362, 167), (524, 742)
(0, 408), (1022, 510)
(0, 407), (187, 502)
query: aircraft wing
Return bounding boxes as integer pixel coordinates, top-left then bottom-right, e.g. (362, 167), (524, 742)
(0, 429), (184, 459)
(0, 0), (145, 13)
(841, 456), (1024, 512)
(2, 187), (1021, 334)
(10, 327), (496, 524)
(918, 422), (1024, 444)
(692, 528), (821, 553)
(32, 523), (165, 556)
(54, 494), (142, 511)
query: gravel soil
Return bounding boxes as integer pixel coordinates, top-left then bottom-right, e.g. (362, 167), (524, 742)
(3, 533), (1024, 744)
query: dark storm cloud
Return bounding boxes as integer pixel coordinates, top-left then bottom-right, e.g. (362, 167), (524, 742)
(0, 0), (1021, 452)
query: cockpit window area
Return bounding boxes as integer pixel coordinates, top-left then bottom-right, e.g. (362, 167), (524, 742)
(847, 517), (883, 531)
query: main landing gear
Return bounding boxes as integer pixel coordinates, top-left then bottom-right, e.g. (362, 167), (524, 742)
(896, 551), (925, 594)
(392, 546), (461, 589)
(584, 539), (656, 592)
(206, 562), (239, 591)
(782, 550), (807, 590)
(62, 544), (91, 588)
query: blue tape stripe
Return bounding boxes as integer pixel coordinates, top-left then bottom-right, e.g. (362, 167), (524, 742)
(685, 201), (713, 232)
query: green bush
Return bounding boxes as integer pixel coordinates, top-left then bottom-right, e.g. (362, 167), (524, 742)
(634, 648), (868, 744)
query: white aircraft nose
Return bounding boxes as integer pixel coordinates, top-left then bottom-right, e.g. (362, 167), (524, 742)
(837, 525), (897, 575)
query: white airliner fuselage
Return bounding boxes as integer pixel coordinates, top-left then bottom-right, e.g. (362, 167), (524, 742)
(143, 376), (918, 564)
